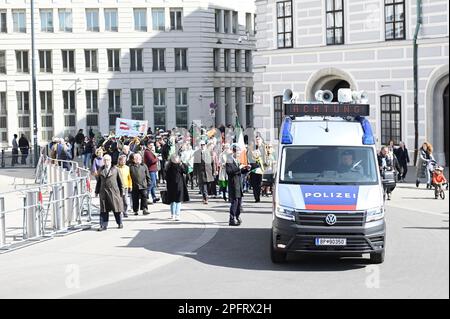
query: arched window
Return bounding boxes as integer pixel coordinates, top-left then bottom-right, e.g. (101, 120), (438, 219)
(380, 94), (402, 145)
(274, 95), (283, 138)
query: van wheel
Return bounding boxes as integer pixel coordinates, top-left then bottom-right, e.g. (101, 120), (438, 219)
(270, 233), (287, 263)
(370, 251), (385, 264)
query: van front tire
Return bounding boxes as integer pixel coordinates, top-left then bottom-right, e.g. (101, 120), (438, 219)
(271, 233), (287, 263)
(370, 251), (385, 264)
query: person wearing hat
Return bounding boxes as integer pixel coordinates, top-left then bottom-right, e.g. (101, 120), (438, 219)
(193, 140), (215, 204)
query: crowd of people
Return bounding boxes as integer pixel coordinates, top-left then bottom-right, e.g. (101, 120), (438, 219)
(45, 125), (277, 230)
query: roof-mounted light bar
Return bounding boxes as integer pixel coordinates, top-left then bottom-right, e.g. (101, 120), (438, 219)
(280, 117), (293, 145)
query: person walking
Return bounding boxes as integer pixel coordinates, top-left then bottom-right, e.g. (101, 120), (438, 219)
(129, 153), (151, 216)
(165, 154), (190, 221)
(91, 148), (104, 177)
(416, 142), (435, 188)
(117, 155), (132, 218)
(144, 141), (160, 204)
(95, 155), (124, 231)
(226, 147), (251, 226)
(82, 137), (95, 170)
(218, 143), (231, 201)
(394, 141), (410, 182)
(74, 129), (85, 158)
(249, 149), (264, 203)
(193, 140), (215, 205)
(18, 134), (29, 165)
(11, 134), (19, 166)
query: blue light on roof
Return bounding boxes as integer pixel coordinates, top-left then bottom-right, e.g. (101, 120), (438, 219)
(281, 117), (293, 144)
(357, 116), (375, 145)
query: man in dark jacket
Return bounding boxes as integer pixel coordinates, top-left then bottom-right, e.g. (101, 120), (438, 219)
(95, 154), (124, 231)
(226, 147), (251, 226)
(74, 129), (85, 158)
(18, 134), (30, 164)
(394, 141), (410, 182)
(129, 153), (151, 216)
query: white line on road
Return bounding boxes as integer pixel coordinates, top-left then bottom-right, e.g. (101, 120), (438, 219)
(386, 204), (448, 217)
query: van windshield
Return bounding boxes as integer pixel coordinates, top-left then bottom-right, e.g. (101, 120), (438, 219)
(280, 146), (379, 185)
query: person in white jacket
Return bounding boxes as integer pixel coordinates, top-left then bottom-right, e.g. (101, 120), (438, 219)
(218, 143), (231, 201)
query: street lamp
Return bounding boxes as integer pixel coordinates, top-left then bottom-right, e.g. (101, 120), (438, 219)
(30, 0), (39, 167)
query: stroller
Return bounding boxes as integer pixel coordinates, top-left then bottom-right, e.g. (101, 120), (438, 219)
(381, 166), (397, 201)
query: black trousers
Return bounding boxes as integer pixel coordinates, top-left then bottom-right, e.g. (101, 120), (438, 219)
(230, 197), (242, 221)
(11, 149), (19, 165)
(250, 173), (262, 201)
(132, 189), (148, 212)
(399, 164), (408, 180)
(100, 212), (122, 229)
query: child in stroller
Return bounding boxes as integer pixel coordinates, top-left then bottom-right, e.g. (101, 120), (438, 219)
(431, 166), (448, 199)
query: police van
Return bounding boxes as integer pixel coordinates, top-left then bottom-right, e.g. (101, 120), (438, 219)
(271, 89), (385, 264)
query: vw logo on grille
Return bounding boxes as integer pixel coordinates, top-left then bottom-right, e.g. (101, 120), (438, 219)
(325, 214), (337, 226)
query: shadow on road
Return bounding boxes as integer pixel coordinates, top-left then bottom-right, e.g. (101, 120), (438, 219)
(124, 227), (369, 272)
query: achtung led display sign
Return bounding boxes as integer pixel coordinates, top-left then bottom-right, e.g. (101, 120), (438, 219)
(284, 103), (370, 117)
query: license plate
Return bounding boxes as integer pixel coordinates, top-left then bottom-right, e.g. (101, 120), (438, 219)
(315, 238), (347, 246)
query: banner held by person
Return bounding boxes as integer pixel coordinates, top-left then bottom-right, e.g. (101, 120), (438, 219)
(116, 118), (148, 137)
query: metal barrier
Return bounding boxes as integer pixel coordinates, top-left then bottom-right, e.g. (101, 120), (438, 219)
(0, 156), (95, 252)
(1, 147), (40, 169)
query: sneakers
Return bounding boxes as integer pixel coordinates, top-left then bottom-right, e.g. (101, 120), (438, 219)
(118, 224), (123, 229)
(134, 212), (139, 216)
(143, 210), (150, 215)
(123, 213), (129, 218)
(97, 227), (107, 232)
(229, 219), (239, 226)
(153, 198), (160, 203)
(236, 217), (242, 225)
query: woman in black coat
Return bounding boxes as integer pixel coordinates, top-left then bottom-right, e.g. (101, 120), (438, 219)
(165, 155), (189, 221)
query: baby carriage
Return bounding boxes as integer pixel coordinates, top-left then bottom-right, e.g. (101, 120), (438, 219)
(381, 166), (396, 201)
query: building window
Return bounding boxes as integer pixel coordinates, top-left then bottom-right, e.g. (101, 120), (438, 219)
(154, 89), (166, 130)
(235, 87), (242, 123)
(0, 10), (7, 33)
(215, 9), (221, 33)
(134, 8), (147, 31)
(170, 8), (183, 30)
(235, 50), (241, 72)
(85, 49), (98, 72)
(381, 95), (402, 145)
(130, 49), (143, 72)
(224, 49), (231, 72)
(0, 92), (7, 144)
(326, 0), (344, 45)
(246, 13), (253, 35)
(86, 9), (99, 32)
(107, 49), (121, 72)
(104, 8), (118, 32)
(40, 9), (53, 32)
(175, 48), (188, 71)
(152, 49), (165, 71)
(274, 96), (283, 137)
(246, 87), (254, 128)
(224, 10), (230, 33)
(225, 88), (231, 126)
(16, 50), (29, 73)
(245, 50), (252, 72)
(40, 91), (53, 142)
(58, 9), (72, 32)
(232, 11), (238, 34)
(277, 1), (293, 48)
(213, 49), (220, 72)
(175, 88), (188, 128)
(130, 89), (144, 121)
(86, 90), (99, 128)
(39, 50), (52, 73)
(12, 9), (26, 33)
(17, 91), (30, 139)
(385, 0), (405, 40)
(63, 90), (76, 135)
(62, 50), (75, 72)
(108, 89), (121, 127)
(152, 8), (165, 31)
(0, 51), (6, 74)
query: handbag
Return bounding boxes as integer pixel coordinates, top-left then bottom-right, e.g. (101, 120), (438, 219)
(160, 190), (170, 205)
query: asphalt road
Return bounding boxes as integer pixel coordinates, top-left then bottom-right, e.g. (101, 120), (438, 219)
(68, 183), (449, 299)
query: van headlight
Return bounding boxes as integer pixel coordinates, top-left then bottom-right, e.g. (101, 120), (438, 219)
(275, 205), (296, 221)
(366, 207), (385, 223)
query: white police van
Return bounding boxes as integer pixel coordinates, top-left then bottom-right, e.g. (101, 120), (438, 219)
(271, 89), (385, 264)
